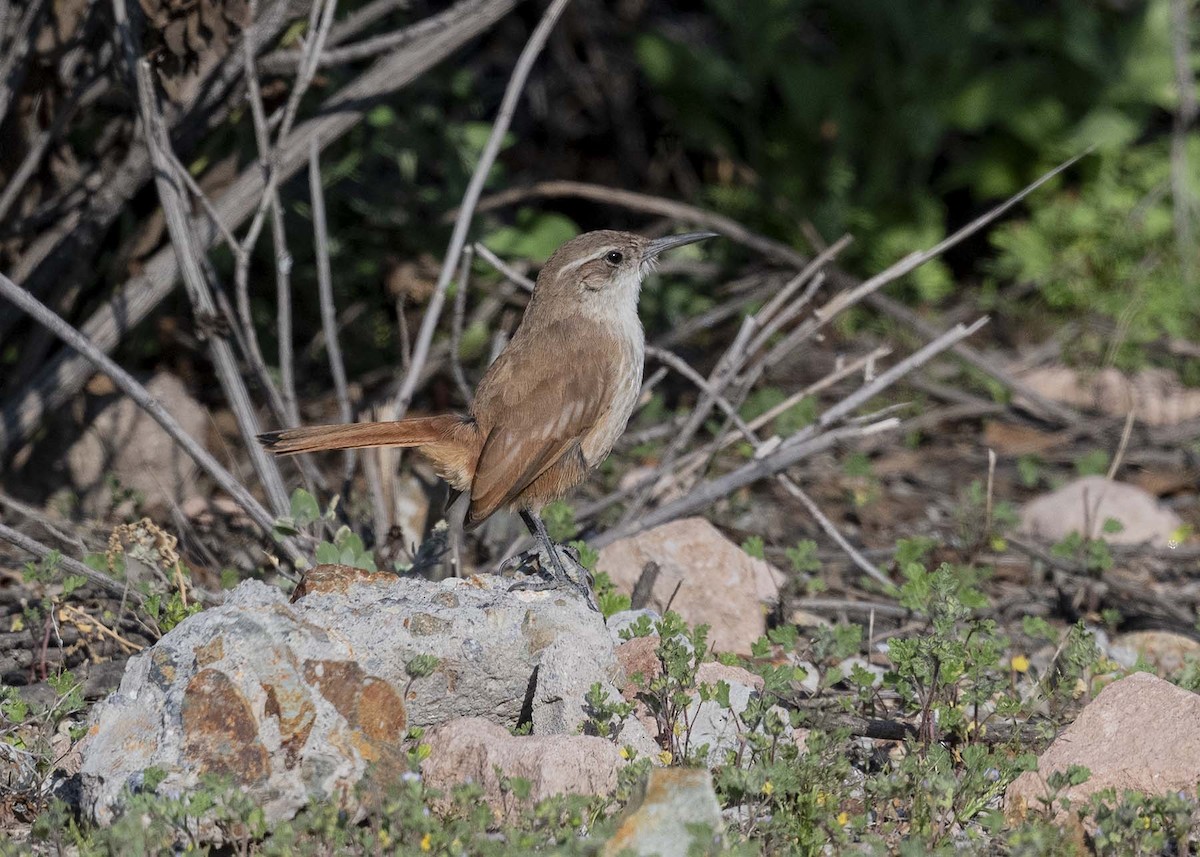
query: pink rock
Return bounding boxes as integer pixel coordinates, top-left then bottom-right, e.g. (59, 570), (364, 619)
(695, 661), (764, 692)
(1018, 476), (1183, 547)
(420, 717), (623, 821)
(1006, 672), (1200, 819)
(597, 518), (784, 654)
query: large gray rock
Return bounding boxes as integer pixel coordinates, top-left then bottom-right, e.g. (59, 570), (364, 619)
(78, 565), (616, 826)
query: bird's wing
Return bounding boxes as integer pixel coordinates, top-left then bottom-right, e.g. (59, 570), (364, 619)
(467, 321), (619, 524)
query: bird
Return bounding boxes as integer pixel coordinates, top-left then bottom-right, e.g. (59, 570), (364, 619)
(259, 229), (718, 602)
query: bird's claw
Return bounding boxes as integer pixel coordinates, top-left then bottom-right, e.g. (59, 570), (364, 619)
(503, 543), (598, 611)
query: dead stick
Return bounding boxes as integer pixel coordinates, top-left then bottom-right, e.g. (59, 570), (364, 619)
(125, 47), (292, 517)
(309, 140), (355, 482)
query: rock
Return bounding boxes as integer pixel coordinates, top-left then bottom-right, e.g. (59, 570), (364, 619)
(685, 664), (778, 768)
(1107, 630), (1200, 675)
(420, 717), (622, 822)
(597, 519), (785, 654)
(615, 636), (663, 694)
(532, 636), (621, 736)
(1005, 672), (1200, 819)
(1019, 365), (1200, 427)
(607, 609), (661, 645)
(604, 768), (724, 856)
(794, 660), (820, 695)
(1018, 476), (1183, 547)
(78, 566), (615, 827)
(695, 661), (763, 692)
(66, 372), (208, 516)
(836, 656), (886, 688)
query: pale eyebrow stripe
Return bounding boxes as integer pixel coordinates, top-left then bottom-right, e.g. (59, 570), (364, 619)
(557, 247), (614, 279)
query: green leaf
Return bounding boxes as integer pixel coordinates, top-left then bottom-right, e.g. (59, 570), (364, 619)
(290, 489), (321, 527)
(315, 542), (340, 565)
(483, 210), (578, 263)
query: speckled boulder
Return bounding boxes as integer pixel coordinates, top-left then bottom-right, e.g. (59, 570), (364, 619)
(78, 566), (616, 827)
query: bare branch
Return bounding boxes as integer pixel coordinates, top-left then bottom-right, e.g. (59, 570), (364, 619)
(309, 140), (355, 480)
(0, 0), (49, 128)
(469, 161), (1090, 425)
(591, 319), (989, 546)
(122, 34), (292, 515)
(449, 246), (477, 406)
(780, 477), (892, 590)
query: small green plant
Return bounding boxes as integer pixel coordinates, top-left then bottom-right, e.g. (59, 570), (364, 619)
(784, 539), (821, 574)
(314, 526), (378, 572)
(540, 500), (578, 542)
(617, 612), (712, 763)
(580, 682), (635, 740)
(740, 535), (765, 560)
(593, 570), (630, 618)
(1052, 529), (1115, 575)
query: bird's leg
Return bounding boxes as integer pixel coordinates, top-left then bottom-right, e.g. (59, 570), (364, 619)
(506, 510), (597, 609)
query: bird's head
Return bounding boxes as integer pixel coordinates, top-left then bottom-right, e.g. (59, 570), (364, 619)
(533, 229), (718, 314)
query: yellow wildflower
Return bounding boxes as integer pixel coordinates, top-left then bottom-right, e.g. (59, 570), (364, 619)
(657, 750), (673, 766)
(761, 781), (774, 797)
(837, 811), (850, 826)
(420, 832), (432, 852)
(1011, 654), (1030, 673)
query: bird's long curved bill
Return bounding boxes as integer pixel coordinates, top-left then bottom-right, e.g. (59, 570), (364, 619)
(644, 231), (720, 260)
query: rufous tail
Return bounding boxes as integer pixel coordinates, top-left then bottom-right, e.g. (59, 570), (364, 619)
(258, 415), (464, 456)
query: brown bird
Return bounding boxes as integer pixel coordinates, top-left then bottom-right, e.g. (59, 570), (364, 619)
(259, 229), (717, 600)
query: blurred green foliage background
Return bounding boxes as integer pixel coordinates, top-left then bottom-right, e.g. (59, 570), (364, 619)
(181, 0), (1199, 392)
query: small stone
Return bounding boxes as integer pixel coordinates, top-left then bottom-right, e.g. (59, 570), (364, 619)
(604, 768), (724, 856)
(684, 668), (771, 768)
(615, 636), (663, 696)
(1107, 630), (1200, 676)
(793, 660), (820, 695)
(1018, 476), (1183, 547)
(607, 609), (661, 645)
(695, 662), (763, 692)
(597, 519), (784, 654)
(836, 656), (886, 688)
(420, 717), (623, 822)
(532, 636), (621, 736)
(1005, 672), (1200, 820)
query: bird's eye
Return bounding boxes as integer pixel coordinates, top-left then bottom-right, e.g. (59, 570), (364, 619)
(604, 250), (624, 265)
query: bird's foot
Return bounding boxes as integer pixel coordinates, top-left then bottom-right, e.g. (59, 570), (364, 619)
(503, 543), (597, 611)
